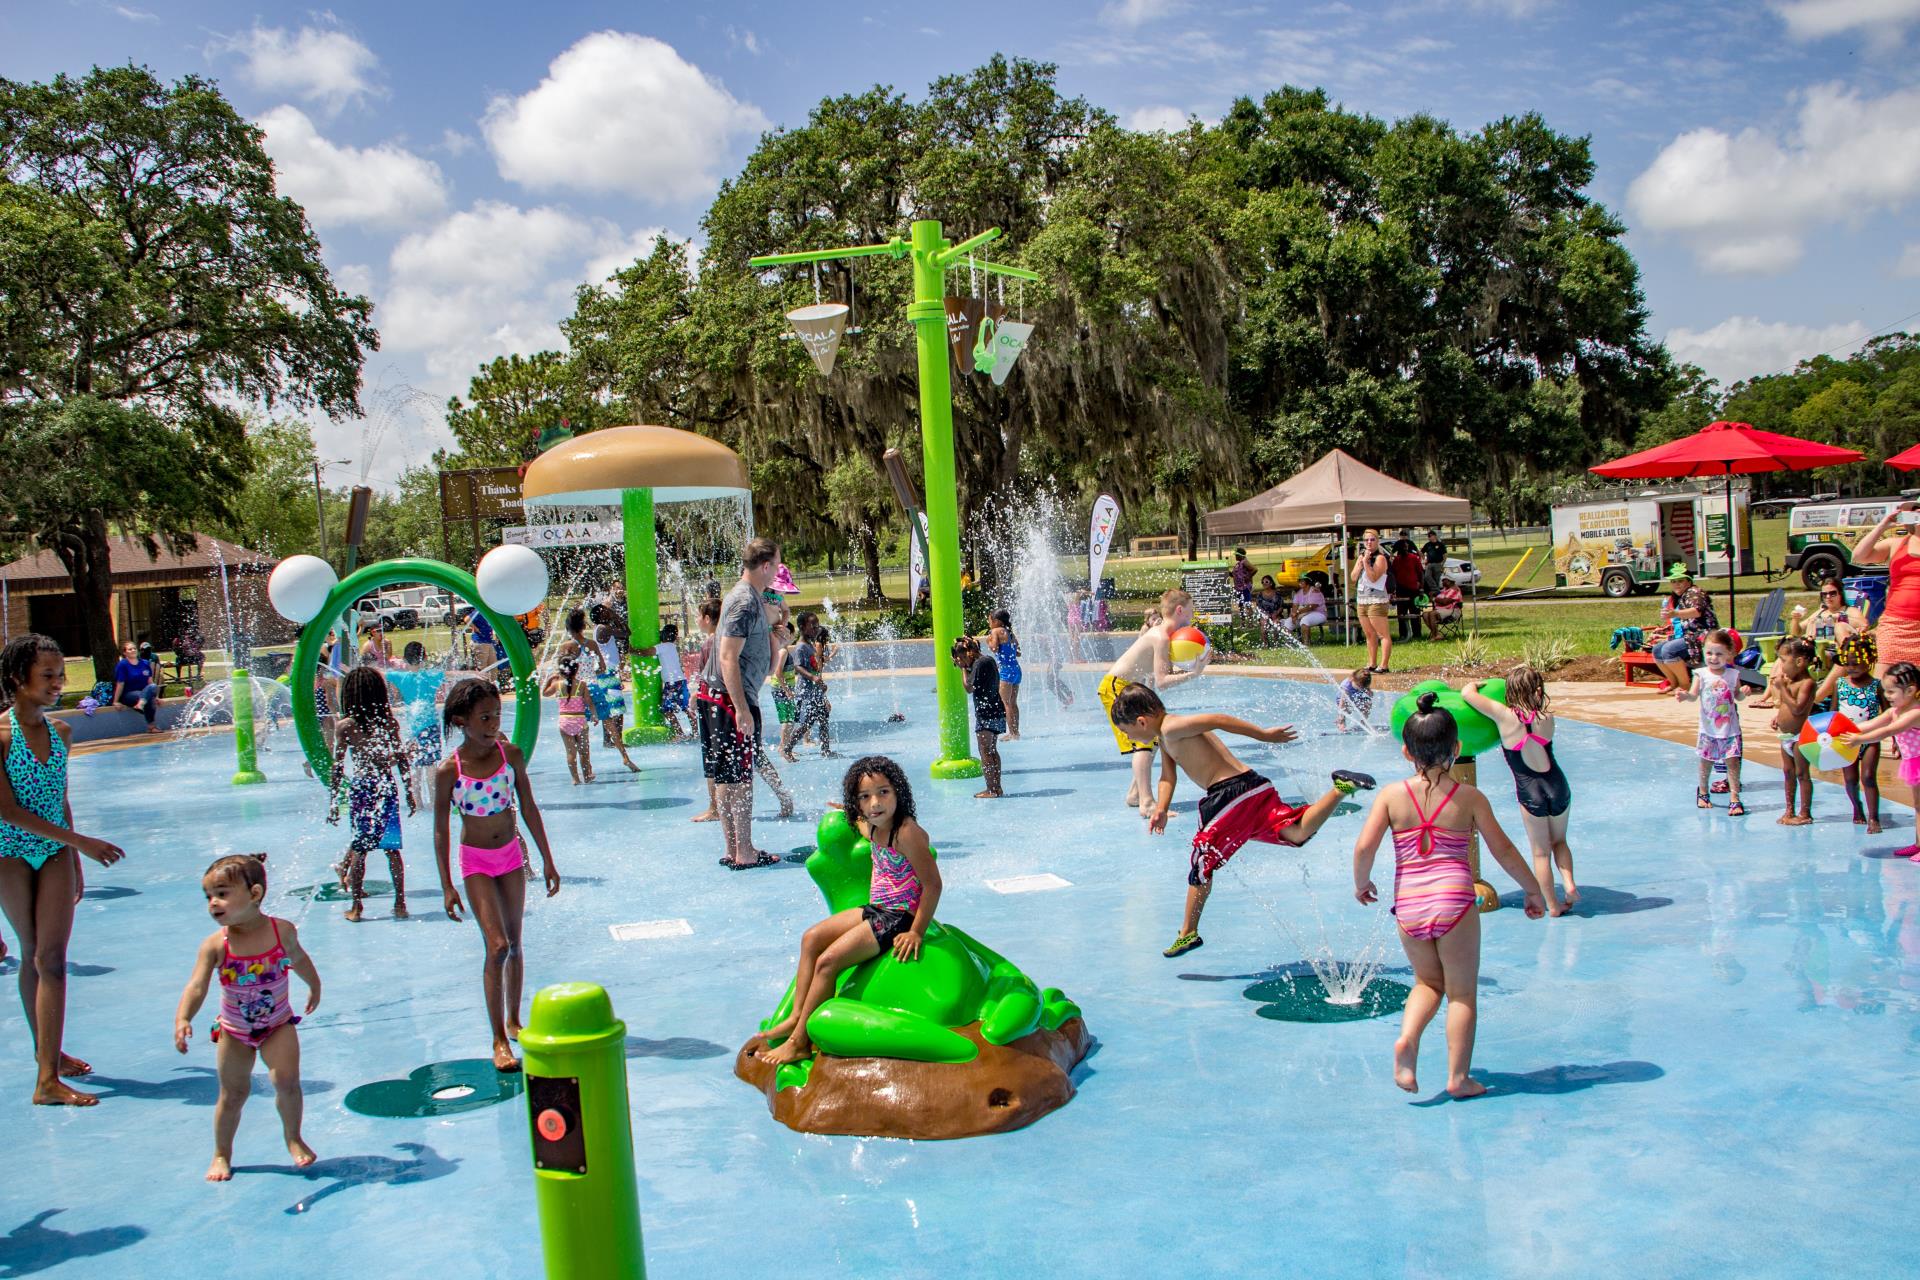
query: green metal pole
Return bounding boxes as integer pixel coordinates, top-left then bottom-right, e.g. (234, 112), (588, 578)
(907, 219), (981, 779)
(621, 488), (673, 746)
(229, 667), (266, 785)
(521, 982), (645, 1279)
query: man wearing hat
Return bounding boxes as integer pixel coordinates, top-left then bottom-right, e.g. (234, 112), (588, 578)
(1231, 547), (1256, 604)
(1650, 562), (1717, 692)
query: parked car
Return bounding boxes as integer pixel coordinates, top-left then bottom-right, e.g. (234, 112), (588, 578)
(352, 598), (420, 631)
(413, 592), (460, 626)
(1443, 556), (1481, 588)
(1786, 498), (1899, 588)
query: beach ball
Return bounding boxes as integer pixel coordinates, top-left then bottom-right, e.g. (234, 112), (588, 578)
(1169, 626), (1209, 670)
(1389, 678), (1504, 759)
(267, 554), (338, 624)
(1797, 710), (1859, 773)
(476, 544), (549, 616)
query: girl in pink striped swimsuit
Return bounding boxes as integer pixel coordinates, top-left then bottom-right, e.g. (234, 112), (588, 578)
(753, 755), (943, 1068)
(174, 855), (321, 1181)
(1353, 691), (1545, 1098)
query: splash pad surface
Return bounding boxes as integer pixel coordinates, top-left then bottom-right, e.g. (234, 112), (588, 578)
(4, 674), (1916, 1277)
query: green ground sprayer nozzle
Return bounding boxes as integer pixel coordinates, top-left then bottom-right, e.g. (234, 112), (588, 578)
(230, 668), (266, 785)
(521, 982), (645, 1279)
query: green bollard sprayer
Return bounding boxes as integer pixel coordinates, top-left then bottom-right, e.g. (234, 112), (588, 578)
(520, 983), (645, 1279)
(230, 668), (266, 785)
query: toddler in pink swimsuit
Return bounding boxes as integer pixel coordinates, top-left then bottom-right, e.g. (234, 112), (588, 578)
(174, 854), (321, 1181)
(1352, 691), (1544, 1099)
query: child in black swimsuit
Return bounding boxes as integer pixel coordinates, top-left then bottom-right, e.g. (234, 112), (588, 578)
(1464, 666), (1575, 916)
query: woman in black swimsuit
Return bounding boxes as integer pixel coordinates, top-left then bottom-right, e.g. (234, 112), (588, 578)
(1463, 667), (1576, 917)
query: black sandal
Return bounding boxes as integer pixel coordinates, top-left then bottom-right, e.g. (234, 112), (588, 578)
(1696, 788), (1712, 809)
(720, 851), (783, 870)
(1727, 799), (1747, 817)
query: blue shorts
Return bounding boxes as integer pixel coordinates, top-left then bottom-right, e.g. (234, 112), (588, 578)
(411, 723), (443, 766)
(588, 673), (627, 719)
(662, 680), (689, 711)
(1653, 636), (1690, 662)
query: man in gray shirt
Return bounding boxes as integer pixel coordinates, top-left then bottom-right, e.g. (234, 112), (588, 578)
(698, 536), (780, 868)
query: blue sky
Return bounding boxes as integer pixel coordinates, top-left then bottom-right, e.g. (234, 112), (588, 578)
(8, 0), (1920, 483)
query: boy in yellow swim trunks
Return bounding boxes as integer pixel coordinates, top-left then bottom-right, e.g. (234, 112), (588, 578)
(1100, 588), (1211, 818)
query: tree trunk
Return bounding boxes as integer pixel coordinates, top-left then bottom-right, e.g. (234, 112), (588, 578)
(859, 525), (885, 606)
(1184, 497), (1201, 562)
(54, 511), (120, 681)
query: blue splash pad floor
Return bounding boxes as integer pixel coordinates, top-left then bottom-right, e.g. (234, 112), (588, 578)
(3, 674), (1918, 1278)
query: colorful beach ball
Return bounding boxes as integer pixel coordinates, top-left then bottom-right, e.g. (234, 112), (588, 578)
(1797, 710), (1860, 772)
(1168, 626), (1209, 670)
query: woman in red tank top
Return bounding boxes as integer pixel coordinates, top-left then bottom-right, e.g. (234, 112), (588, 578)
(1850, 502), (1920, 673)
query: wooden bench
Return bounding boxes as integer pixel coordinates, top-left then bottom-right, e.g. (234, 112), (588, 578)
(1622, 650), (1661, 686)
(1622, 628), (1747, 688)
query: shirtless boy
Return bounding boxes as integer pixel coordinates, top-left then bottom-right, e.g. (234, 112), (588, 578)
(1110, 683), (1373, 956)
(1100, 589), (1212, 817)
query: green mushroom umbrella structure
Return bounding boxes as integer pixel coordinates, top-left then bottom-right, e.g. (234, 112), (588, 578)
(521, 426), (751, 746)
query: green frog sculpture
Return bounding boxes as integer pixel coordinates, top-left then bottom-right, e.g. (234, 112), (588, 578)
(734, 809), (1091, 1139)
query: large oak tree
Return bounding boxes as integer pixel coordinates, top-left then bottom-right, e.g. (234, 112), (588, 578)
(0, 65), (375, 676)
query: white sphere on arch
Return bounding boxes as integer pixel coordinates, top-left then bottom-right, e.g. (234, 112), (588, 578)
(267, 555), (338, 624)
(476, 544), (549, 616)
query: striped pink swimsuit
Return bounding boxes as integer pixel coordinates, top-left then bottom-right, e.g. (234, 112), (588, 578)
(1391, 781), (1476, 941)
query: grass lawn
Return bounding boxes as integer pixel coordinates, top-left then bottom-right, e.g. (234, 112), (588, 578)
(52, 516), (1830, 698)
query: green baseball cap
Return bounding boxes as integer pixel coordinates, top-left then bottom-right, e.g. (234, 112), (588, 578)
(1667, 561), (1692, 581)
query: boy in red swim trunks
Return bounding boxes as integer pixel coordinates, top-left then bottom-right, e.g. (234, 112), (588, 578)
(1110, 683), (1373, 956)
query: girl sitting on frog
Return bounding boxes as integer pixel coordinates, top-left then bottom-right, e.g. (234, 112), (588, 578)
(752, 755), (942, 1067)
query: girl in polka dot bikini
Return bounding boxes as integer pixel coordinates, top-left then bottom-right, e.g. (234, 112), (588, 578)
(432, 679), (560, 1072)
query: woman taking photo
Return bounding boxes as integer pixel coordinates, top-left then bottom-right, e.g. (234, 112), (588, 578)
(1351, 530), (1394, 673)
(1850, 503), (1920, 674)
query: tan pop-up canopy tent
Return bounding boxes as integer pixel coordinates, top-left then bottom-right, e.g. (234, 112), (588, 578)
(1205, 449), (1475, 642)
(1206, 448), (1470, 535)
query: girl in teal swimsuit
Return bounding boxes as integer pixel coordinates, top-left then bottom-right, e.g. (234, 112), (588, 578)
(0, 635), (127, 1106)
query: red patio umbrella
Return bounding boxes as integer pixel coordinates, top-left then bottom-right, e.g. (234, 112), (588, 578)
(1885, 442), (1920, 471)
(1591, 421), (1864, 621)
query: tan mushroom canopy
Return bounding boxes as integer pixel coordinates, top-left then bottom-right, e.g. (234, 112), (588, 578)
(521, 425), (750, 506)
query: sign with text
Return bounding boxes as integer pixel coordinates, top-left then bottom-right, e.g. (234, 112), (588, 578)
(1182, 568), (1234, 615)
(439, 467), (526, 522)
(503, 506), (621, 548)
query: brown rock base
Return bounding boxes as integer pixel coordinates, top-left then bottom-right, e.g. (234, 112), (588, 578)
(735, 1017), (1092, 1140)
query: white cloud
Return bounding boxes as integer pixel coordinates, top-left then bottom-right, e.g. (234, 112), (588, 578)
(332, 263), (376, 297)
(379, 201), (673, 387)
(482, 33), (767, 203)
(1102, 0), (1189, 25)
(726, 25), (763, 55)
(212, 24), (382, 114)
(1665, 316), (1870, 385)
(1895, 243), (1920, 277)
(582, 227), (677, 287)
(1627, 83), (1920, 274)
(1772, 0), (1920, 42)
(258, 106), (447, 228)
(113, 5), (159, 21)
(439, 129), (476, 157)
(1125, 105), (1193, 132)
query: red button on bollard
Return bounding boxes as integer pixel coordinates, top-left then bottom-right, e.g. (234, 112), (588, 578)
(537, 1108), (568, 1141)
